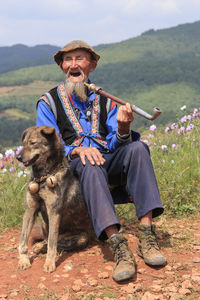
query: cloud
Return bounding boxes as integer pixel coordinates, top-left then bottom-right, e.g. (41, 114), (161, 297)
(0, 0), (200, 46)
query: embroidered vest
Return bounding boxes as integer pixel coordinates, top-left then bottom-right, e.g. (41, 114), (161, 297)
(38, 83), (116, 149)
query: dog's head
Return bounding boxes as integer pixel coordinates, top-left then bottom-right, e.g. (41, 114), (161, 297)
(16, 126), (64, 167)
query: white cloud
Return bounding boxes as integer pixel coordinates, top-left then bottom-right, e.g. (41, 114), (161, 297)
(0, 0), (200, 46)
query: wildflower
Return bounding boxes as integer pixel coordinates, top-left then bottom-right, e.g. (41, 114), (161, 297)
(165, 127), (170, 133)
(180, 105), (186, 111)
(186, 124), (194, 133)
(24, 169), (31, 175)
(171, 160), (175, 164)
(193, 108), (198, 114)
(180, 116), (187, 124)
(17, 170), (24, 177)
(16, 146), (23, 156)
(171, 144), (176, 150)
(149, 124), (156, 131)
(0, 153), (3, 160)
(142, 139), (149, 145)
(0, 163), (4, 169)
(178, 126), (185, 135)
(170, 123), (177, 130)
(9, 167), (15, 173)
(186, 115), (192, 121)
(161, 145), (168, 152)
(5, 149), (15, 158)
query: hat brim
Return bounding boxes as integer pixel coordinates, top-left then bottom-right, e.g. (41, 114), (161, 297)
(54, 44), (100, 65)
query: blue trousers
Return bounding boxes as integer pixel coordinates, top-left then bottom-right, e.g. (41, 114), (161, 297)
(70, 141), (163, 240)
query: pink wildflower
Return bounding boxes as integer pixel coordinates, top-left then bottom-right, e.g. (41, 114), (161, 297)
(171, 144), (176, 150)
(149, 124), (156, 131)
(16, 146), (23, 156)
(178, 126), (185, 135)
(165, 127), (170, 133)
(161, 145), (168, 152)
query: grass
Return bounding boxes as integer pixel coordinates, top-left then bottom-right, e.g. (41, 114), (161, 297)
(0, 107), (199, 231)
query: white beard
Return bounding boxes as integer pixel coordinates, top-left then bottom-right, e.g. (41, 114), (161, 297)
(65, 70), (87, 101)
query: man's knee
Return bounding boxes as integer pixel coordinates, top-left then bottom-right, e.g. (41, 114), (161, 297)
(126, 141), (150, 157)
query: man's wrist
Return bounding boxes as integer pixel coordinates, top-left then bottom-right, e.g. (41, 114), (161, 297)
(116, 129), (131, 142)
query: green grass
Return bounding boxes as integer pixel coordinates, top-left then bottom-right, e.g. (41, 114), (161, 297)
(0, 108), (199, 230)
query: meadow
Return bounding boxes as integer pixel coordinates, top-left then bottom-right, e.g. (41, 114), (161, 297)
(0, 106), (199, 231)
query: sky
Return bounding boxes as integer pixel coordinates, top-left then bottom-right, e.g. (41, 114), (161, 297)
(0, 0), (200, 48)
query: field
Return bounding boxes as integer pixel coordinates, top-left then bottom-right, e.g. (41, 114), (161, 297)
(0, 107), (199, 299)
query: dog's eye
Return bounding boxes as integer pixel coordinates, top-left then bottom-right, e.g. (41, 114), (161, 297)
(29, 142), (36, 146)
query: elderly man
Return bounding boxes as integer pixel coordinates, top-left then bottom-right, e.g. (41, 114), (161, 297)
(36, 40), (166, 282)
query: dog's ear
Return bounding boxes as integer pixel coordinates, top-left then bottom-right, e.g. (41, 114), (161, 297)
(21, 128), (29, 142)
(40, 126), (55, 137)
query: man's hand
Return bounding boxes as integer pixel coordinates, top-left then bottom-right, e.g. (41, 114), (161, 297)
(71, 147), (106, 166)
(116, 103), (134, 135)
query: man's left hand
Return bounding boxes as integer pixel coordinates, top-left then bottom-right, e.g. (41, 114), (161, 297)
(116, 103), (134, 135)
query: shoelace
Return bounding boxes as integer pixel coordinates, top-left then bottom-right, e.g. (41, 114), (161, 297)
(144, 230), (159, 250)
(115, 241), (132, 263)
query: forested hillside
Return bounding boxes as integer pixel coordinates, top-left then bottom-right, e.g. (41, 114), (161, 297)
(0, 20), (200, 148)
(0, 44), (60, 74)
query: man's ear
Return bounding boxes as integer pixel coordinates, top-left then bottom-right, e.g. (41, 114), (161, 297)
(41, 126), (55, 136)
(89, 60), (97, 73)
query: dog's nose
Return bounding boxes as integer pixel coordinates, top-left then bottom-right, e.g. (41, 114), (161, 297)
(16, 155), (22, 162)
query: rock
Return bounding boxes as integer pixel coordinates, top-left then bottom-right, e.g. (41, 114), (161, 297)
(63, 261), (73, 271)
(178, 288), (191, 295)
(61, 274), (69, 278)
(80, 268), (88, 273)
(138, 268), (146, 274)
(121, 283), (135, 293)
(181, 280), (192, 289)
(151, 284), (162, 293)
(191, 275), (200, 284)
(87, 278), (98, 286)
(105, 265), (113, 271)
(72, 284), (81, 292)
(61, 294), (70, 300)
(37, 283), (46, 289)
(98, 272), (109, 279)
(165, 265), (172, 271)
(141, 291), (163, 300)
(73, 279), (84, 286)
(193, 257), (200, 263)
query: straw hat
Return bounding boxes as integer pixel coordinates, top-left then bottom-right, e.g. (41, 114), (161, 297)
(54, 40), (100, 65)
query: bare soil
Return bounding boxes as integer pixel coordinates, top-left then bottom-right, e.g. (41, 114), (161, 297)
(0, 216), (200, 300)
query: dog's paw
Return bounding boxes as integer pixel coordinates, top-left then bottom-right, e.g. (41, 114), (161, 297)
(43, 261), (56, 273)
(18, 257), (31, 270)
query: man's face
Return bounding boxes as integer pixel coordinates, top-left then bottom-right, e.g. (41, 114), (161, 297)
(61, 49), (97, 83)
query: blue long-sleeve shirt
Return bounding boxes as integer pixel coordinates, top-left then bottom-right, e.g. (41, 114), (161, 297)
(36, 88), (140, 157)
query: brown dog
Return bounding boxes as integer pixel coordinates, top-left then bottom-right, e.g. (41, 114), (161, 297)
(17, 126), (93, 273)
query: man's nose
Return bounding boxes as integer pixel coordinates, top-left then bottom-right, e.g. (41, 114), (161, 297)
(71, 58), (78, 68)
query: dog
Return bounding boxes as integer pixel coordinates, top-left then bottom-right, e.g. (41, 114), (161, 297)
(17, 126), (94, 273)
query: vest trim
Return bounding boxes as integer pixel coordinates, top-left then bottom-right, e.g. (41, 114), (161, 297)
(57, 83), (108, 148)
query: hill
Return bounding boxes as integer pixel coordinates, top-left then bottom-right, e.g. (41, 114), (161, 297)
(0, 20), (200, 147)
(0, 44), (60, 74)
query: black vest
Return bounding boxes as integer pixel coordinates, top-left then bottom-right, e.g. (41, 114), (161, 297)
(38, 85), (116, 147)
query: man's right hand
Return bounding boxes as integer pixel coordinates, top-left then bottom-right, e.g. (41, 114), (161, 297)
(71, 147), (105, 166)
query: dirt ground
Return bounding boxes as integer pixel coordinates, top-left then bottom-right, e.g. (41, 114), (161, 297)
(0, 216), (200, 300)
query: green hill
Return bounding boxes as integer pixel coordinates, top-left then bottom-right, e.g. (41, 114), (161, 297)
(0, 20), (200, 148)
(0, 44), (60, 74)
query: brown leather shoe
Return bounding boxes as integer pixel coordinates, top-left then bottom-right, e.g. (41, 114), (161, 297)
(137, 224), (167, 266)
(107, 233), (136, 282)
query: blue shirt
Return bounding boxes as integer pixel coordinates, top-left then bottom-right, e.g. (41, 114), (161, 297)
(36, 86), (140, 157)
